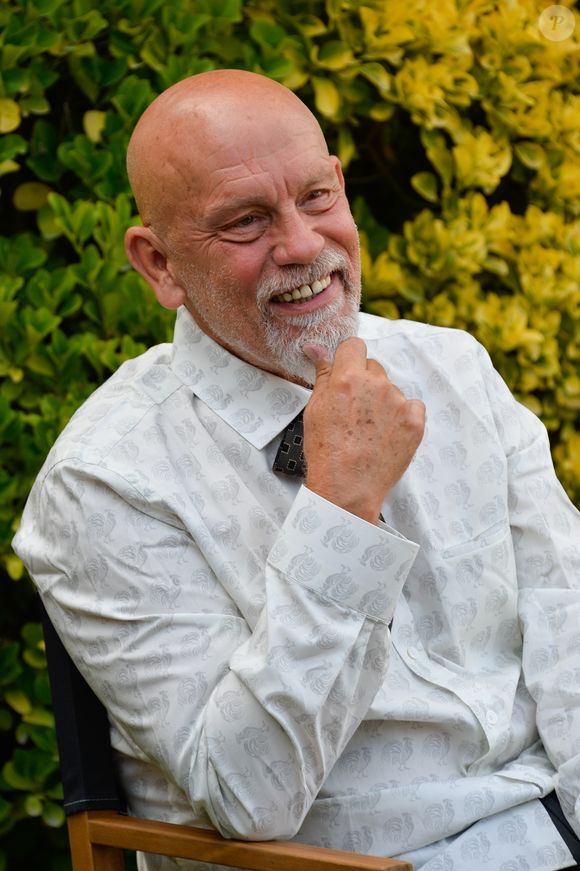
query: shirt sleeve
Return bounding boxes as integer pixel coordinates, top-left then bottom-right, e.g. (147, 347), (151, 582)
(13, 460), (418, 840)
(479, 344), (580, 840)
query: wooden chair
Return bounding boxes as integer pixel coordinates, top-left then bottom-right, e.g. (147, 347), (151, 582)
(39, 601), (412, 871)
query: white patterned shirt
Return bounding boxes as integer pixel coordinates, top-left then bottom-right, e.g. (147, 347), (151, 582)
(13, 307), (580, 871)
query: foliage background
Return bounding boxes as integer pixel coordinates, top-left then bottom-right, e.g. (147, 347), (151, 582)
(0, 0), (578, 866)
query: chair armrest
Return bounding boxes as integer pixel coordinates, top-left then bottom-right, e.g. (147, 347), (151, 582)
(75, 811), (412, 870)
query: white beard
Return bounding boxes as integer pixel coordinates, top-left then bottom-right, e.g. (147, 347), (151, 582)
(261, 297), (359, 385)
(255, 247), (360, 385)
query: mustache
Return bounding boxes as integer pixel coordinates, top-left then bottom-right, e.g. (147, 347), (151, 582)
(255, 249), (351, 305)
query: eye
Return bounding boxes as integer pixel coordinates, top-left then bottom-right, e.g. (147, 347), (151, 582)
(222, 212), (267, 242)
(233, 215), (257, 228)
(303, 188), (336, 210)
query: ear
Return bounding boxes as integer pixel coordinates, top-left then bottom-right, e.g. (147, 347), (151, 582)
(330, 155), (346, 191)
(124, 226), (187, 310)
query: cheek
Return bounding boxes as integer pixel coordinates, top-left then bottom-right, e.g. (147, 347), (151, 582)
(324, 207), (358, 250)
(214, 247), (264, 292)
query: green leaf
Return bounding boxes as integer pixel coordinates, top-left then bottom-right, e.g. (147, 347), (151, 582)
(20, 96), (50, 115)
(111, 75), (156, 123)
(67, 49), (100, 102)
(42, 801), (65, 828)
(29, 0), (64, 13)
(25, 353), (56, 377)
(311, 76), (340, 118)
(0, 233), (47, 275)
(0, 797), (11, 824)
(411, 171), (439, 203)
(483, 256), (509, 276)
(24, 307), (62, 342)
(514, 141), (545, 170)
(358, 62), (391, 97)
(22, 625), (44, 652)
(27, 120), (61, 182)
(64, 10), (108, 42)
(337, 126), (355, 169)
(250, 20), (287, 48)
(206, 0), (242, 22)
(25, 795), (44, 817)
(421, 129), (453, 188)
(0, 134), (27, 162)
(0, 644), (21, 686)
(37, 202), (62, 240)
(0, 99), (21, 133)
(23, 707), (54, 727)
(13, 181), (52, 211)
(316, 40), (354, 71)
(4, 690), (32, 715)
(33, 672), (52, 707)
(293, 14), (327, 37)
(3, 748), (57, 792)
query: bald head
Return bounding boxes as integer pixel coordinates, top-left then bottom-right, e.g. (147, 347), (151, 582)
(126, 70), (328, 237)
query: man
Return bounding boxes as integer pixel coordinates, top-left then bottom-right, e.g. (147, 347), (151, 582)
(13, 70), (580, 870)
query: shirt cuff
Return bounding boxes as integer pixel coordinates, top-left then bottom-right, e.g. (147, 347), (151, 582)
(267, 486), (419, 623)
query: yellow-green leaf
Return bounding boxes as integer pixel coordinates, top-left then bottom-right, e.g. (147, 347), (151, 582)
(13, 183), (52, 211)
(359, 62), (391, 97)
(5, 554), (24, 580)
(4, 690), (32, 716)
(369, 104), (395, 122)
(25, 795), (43, 817)
(338, 127), (356, 169)
(0, 99), (21, 133)
(83, 110), (106, 143)
(0, 159), (19, 177)
(316, 41), (354, 71)
(43, 801), (65, 828)
(294, 14), (327, 37)
(411, 172), (439, 203)
(37, 202), (62, 240)
(311, 76), (340, 119)
(514, 141), (545, 170)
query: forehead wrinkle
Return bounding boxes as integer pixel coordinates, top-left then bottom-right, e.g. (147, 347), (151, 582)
(203, 150), (337, 218)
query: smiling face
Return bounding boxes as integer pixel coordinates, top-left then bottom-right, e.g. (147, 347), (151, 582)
(125, 71), (361, 385)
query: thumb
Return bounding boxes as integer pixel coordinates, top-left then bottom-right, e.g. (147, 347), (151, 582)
(302, 342), (332, 380)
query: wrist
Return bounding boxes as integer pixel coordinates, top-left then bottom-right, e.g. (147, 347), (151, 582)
(304, 479), (383, 525)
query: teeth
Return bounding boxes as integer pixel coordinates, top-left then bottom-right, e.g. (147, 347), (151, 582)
(273, 274), (332, 304)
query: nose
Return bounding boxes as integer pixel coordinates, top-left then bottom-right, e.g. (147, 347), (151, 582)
(270, 208), (325, 266)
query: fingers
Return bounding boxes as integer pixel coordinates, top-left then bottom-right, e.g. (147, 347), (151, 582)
(302, 342), (332, 379)
(332, 337), (368, 371)
(303, 337), (371, 384)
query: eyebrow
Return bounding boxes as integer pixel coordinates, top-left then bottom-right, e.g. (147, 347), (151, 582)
(205, 169), (339, 226)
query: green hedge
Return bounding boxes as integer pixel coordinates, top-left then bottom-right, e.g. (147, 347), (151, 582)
(1, 0), (578, 865)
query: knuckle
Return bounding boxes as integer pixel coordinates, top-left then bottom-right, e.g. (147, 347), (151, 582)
(334, 372), (353, 393)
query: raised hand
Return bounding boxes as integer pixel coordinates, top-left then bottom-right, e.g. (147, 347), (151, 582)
(302, 338), (425, 524)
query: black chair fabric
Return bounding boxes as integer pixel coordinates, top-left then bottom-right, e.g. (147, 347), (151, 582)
(39, 598), (127, 816)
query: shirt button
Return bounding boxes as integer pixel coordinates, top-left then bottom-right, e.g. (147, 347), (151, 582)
(407, 646), (418, 660)
(486, 710), (498, 726)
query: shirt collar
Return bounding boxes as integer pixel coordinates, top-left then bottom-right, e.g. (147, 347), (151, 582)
(171, 306), (311, 449)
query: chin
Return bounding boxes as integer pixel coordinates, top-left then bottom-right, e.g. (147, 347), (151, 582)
(266, 307), (359, 386)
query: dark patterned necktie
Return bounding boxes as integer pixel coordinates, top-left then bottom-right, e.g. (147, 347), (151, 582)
(272, 410), (306, 477)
